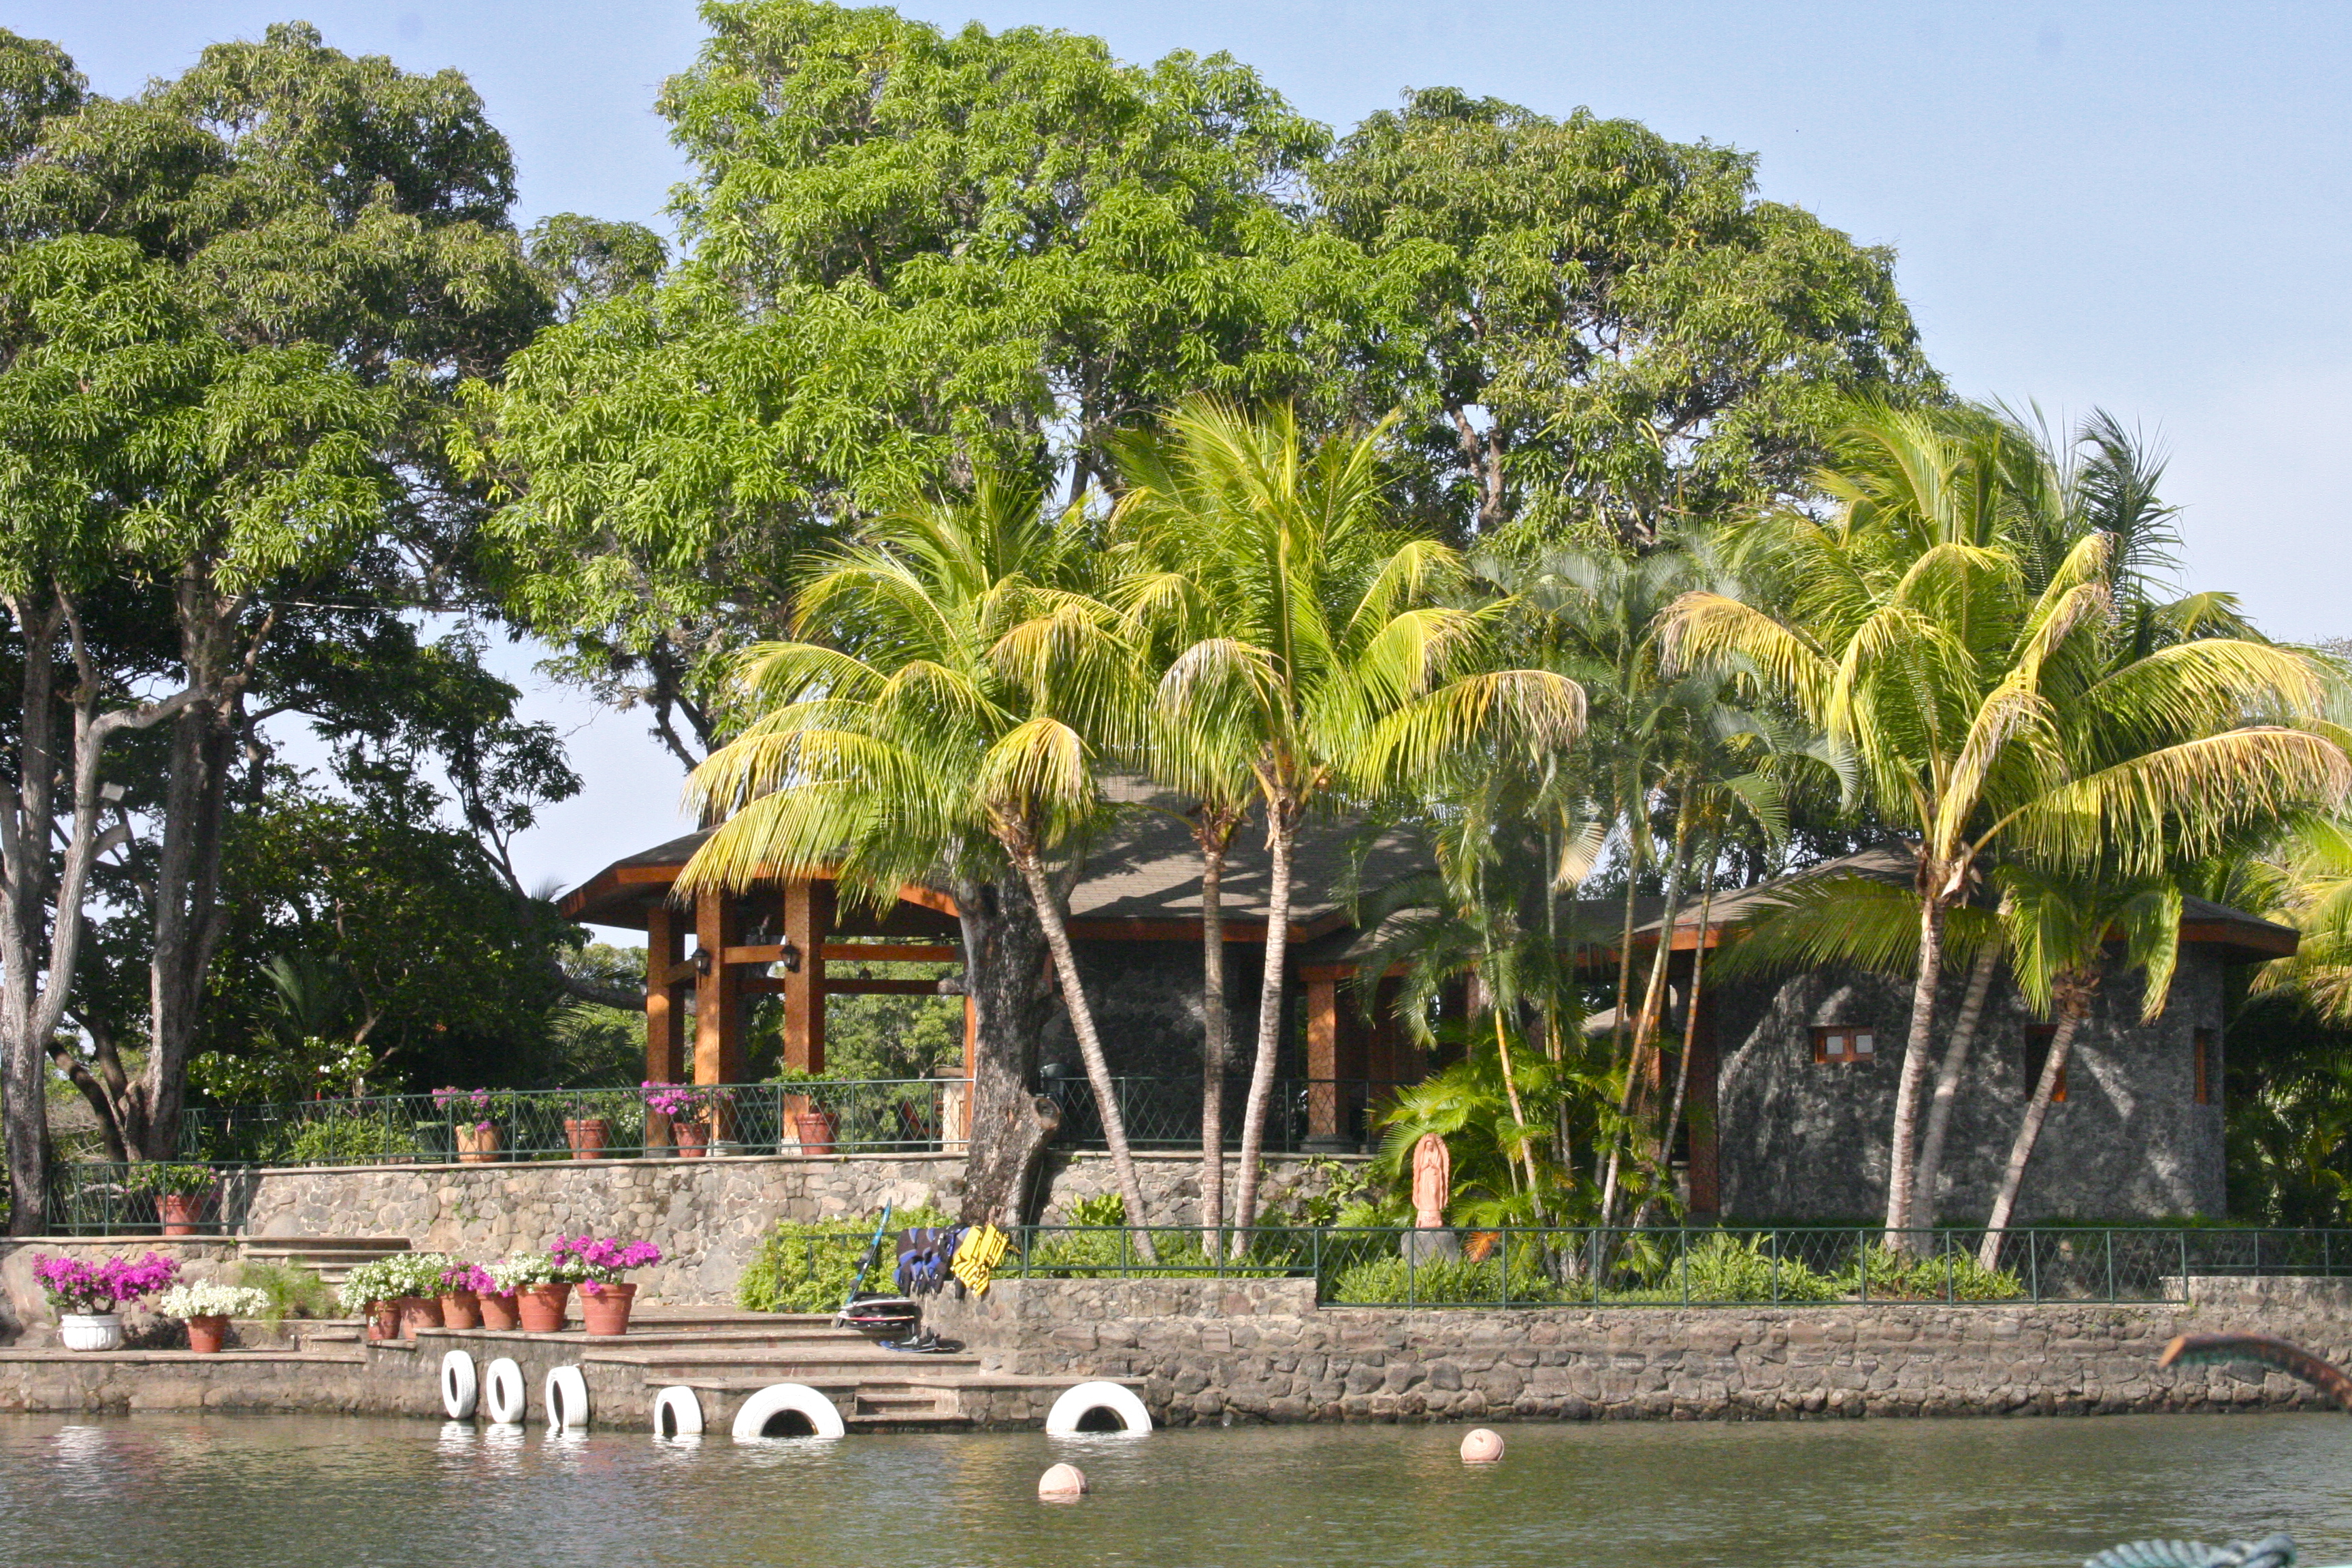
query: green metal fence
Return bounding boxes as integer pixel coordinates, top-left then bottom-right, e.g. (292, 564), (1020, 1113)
(681, 1221), (2352, 1309)
(985, 1224), (2352, 1307)
(171, 1076), (1405, 1166)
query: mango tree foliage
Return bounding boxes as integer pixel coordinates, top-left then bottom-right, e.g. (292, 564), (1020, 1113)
(0, 23), (555, 1211)
(473, 0), (1392, 760)
(1315, 88), (1935, 546)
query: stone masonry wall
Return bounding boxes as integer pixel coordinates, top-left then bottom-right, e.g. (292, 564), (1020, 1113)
(225, 1149), (1356, 1305)
(927, 1275), (2352, 1425)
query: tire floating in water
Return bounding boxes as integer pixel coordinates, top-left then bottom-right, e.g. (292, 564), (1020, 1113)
(1044, 1381), (1152, 1435)
(439, 1350), (478, 1420)
(730, 1383), (845, 1440)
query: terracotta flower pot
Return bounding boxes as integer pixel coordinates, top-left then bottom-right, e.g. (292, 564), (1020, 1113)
(578, 1280), (637, 1337)
(456, 1124), (502, 1164)
(792, 1111), (840, 1156)
(438, 1289), (481, 1330)
(184, 1313), (229, 1354)
(365, 1300), (401, 1341)
(158, 1192), (206, 1237)
(394, 1295), (444, 1337)
(477, 1291), (521, 1332)
(674, 1121), (709, 1159)
(563, 1117), (610, 1160)
(516, 1283), (570, 1333)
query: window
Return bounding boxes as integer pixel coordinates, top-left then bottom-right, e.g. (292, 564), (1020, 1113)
(1812, 1026), (1876, 1064)
(2194, 1028), (2214, 1106)
(2022, 1025), (2069, 1102)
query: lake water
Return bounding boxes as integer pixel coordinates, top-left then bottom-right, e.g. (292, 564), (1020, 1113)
(5, 1411), (2350, 1567)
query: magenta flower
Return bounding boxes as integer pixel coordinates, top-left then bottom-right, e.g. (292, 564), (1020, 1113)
(32, 1252), (181, 1316)
(550, 1235), (662, 1294)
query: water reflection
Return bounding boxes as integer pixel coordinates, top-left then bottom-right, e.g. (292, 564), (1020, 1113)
(1, 1412), (2349, 1567)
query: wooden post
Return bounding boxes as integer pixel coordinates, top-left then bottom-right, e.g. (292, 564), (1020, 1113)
(1305, 974), (1341, 1147)
(781, 878), (832, 1076)
(693, 887), (746, 1087)
(645, 904), (687, 1151)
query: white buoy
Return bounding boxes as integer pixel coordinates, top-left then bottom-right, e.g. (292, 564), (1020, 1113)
(440, 1350), (478, 1420)
(1043, 1380), (1152, 1435)
(730, 1382), (846, 1439)
(1038, 1462), (1089, 1501)
(1460, 1427), (1504, 1464)
(544, 1365), (591, 1431)
(653, 1384), (705, 1439)
(483, 1356), (527, 1425)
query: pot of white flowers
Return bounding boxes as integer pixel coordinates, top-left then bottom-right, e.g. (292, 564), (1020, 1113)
(155, 1281), (271, 1354)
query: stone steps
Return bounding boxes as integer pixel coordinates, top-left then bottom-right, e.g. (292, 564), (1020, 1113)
(238, 1237), (411, 1286)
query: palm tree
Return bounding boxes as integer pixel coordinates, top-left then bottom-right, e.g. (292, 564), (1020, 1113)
(1119, 398), (1587, 1245)
(1665, 403), (2349, 1243)
(1975, 866), (2184, 1268)
(677, 476), (1161, 1243)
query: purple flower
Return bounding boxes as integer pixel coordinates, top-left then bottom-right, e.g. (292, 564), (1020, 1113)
(550, 1234), (661, 1293)
(33, 1252), (181, 1316)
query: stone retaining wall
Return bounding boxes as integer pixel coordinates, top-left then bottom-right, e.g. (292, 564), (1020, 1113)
(928, 1276), (2352, 1424)
(225, 1149), (1352, 1305)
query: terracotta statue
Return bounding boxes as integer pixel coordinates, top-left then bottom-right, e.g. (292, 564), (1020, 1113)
(1410, 1132), (1450, 1229)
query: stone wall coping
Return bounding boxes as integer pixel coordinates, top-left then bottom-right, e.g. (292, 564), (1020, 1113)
(224, 1145), (1370, 1178)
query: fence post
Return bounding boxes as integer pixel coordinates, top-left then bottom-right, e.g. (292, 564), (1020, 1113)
(1680, 1227), (1690, 1307)
(2105, 1230), (2116, 1303)
(2179, 1229), (2189, 1304)
(1858, 1228), (1869, 1304)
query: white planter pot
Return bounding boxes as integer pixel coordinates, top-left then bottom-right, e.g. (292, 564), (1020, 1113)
(59, 1313), (124, 1352)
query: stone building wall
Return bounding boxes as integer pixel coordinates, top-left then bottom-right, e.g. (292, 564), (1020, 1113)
(928, 1274), (2352, 1425)
(223, 1149), (1357, 1306)
(1710, 947), (2228, 1223)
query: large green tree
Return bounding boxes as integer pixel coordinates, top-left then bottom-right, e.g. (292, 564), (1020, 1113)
(0, 23), (560, 1215)
(1316, 88), (1934, 546)
(471, 0), (1385, 765)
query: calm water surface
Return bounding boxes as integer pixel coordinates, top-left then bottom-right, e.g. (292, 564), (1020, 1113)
(2, 1411), (2349, 1567)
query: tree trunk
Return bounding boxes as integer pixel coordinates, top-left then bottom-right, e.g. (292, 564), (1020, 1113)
(1914, 940), (2002, 1230)
(1601, 790), (1691, 1226)
(1976, 986), (2090, 1271)
(1227, 804), (1297, 1254)
(1644, 862), (1719, 1226)
(954, 868), (1061, 1226)
(1490, 1008), (1546, 1220)
(1882, 893), (1949, 1246)
(1012, 847), (1156, 1259)
(1194, 813), (1239, 1234)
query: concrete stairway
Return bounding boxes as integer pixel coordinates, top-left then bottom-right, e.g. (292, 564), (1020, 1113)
(571, 1310), (1069, 1431)
(237, 1237), (411, 1286)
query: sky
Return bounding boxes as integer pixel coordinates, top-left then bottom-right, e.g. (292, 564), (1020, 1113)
(14, 0), (2352, 907)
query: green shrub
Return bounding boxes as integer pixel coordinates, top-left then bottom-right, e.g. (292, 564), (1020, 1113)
(736, 1208), (950, 1313)
(235, 1262), (336, 1324)
(1668, 1232), (1840, 1303)
(263, 1116), (420, 1166)
(1839, 1244), (2024, 1301)
(1328, 1250), (1560, 1305)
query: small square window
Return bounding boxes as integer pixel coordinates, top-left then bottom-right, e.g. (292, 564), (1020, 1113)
(2023, 1024), (2069, 1102)
(1813, 1026), (1876, 1064)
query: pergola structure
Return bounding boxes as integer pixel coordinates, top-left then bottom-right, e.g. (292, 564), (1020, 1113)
(557, 800), (1446, 1149)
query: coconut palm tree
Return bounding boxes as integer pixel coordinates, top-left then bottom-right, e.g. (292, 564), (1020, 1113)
(1665, 404), (2349, 1243)
(1119, 397), (1588, 1245)
(1975, 865), (2185, 1268)
(677, 476), (1162, 1244)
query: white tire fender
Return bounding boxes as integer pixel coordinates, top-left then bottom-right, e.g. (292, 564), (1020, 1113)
(483, 1357), (527, 1425)
(1044, 1380), (1152, 1435)
(440, 1350), (478, 1420)
(653, 1384), (705, 1439)
(730, 1382), (845, 1439)
(544, 1365), (590, 1431)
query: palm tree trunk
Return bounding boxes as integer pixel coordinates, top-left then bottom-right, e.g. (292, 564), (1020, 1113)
(1228, 806), (1296, 1254)
(1601, 791), (1692, 1226)
(1491, 1009), (1546, 1220)
(1195, 821), (1235, 1235)
(1011, 850), (1157, 1261)
(1644, 862), (1718, 1225)
(953, 869), (1062, 1228)
(1976, 993), (2089, 1271)
(1914, 941), (2001, 1230)
(1883, 894), (1948, 1246)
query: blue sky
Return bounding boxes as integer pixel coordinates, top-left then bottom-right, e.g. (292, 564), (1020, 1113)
(16, 1), (2352, 900)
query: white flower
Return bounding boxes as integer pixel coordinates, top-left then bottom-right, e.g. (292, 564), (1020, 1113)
(155, 1281), (270, 1320)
